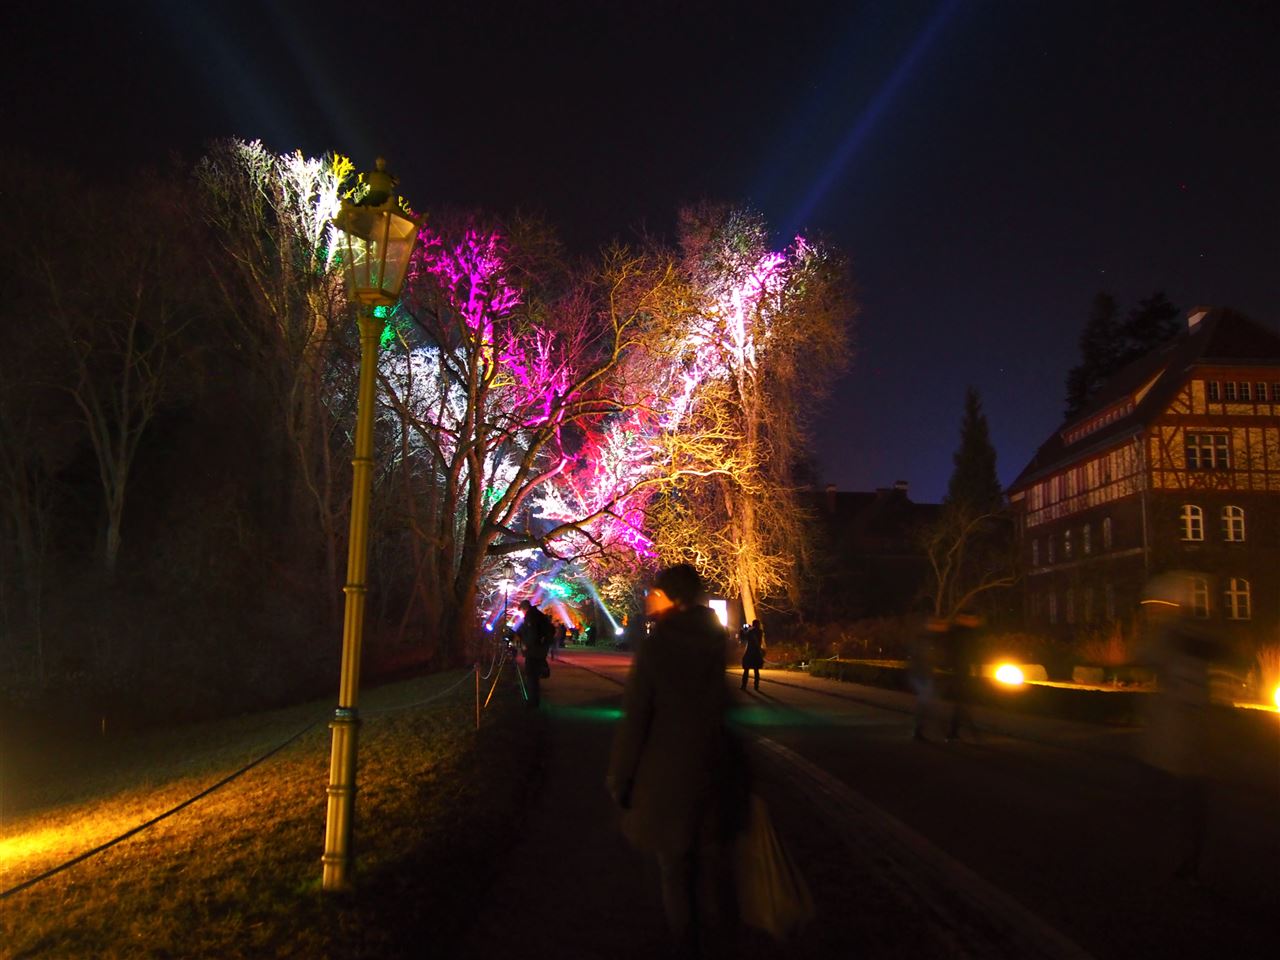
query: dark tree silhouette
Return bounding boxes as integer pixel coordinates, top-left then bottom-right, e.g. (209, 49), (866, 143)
(1064, 291), (1180, 418)
(923, 386), (1014, 619)
(945, 387), (1002, 514)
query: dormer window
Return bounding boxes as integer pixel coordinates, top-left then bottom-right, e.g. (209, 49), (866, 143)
(1207, 380), (1220, 401)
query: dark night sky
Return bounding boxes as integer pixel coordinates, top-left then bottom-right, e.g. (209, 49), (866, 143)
(6, 0), (1277, 502)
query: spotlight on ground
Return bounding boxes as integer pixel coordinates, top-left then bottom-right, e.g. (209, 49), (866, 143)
(994, 663), (1025, 686)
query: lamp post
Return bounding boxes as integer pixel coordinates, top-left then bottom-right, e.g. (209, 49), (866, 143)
(322, 157), (422, 891)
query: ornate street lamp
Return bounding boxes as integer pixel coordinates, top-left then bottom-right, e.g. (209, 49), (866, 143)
(322, 157), (422, 891)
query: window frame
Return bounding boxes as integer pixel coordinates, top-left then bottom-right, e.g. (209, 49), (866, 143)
(1185, 433), (1230, 470)
(1189, 576), (1210, 619)
(1222, 505), (1246, 542)
(1225, 577), (1251, 621)
(1207, 380), (1220, 401)
(1180, 504), (1204, 542)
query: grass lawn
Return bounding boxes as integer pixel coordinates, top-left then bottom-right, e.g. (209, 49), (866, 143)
(0, 668), (541, 958)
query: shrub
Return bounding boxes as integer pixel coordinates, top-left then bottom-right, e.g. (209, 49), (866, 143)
(1252, 643), (1280, 703)
(1077, 621), (1134, 667)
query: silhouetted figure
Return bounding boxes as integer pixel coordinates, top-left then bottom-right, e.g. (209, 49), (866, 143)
(608, 564), (743, 957)
(740, 620), (765, 691)
(1140, 573), (1223, 884)
(517, 599), (553, 708)
(945, 613), (982, 742)
(910, 619), (943, 740)
(551, 621), (566, 661)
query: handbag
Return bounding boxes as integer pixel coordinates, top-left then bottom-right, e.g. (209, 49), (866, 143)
(734, 793), (815, 940)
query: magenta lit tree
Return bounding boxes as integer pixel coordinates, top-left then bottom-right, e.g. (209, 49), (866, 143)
(380, 224), (687, 658)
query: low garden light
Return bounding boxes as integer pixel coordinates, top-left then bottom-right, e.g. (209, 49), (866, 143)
(321, 158), (423, 892)
(994, 663), (1025, 686)
(1273, 684), (1280, 711)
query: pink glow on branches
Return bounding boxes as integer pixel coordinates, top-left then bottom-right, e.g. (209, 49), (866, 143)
(411, 228), (521, 339)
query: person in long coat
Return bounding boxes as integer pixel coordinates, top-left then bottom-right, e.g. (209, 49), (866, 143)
(607, 563), (743, 956)
(740, 619), (765, 691)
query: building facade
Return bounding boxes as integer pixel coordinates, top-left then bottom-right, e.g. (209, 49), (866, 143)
(1008, 308), (1280, 659)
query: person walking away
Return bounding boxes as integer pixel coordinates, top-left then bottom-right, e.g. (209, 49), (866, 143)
(551, 620), (566, 660)
(1139, 573), (1222, 883)
(945, 612), (982, 742)
(608, 564), (746, 957)
(517, 599), (553, 708)
(740, 620), (765, 691)
(910, 618), (943, 740)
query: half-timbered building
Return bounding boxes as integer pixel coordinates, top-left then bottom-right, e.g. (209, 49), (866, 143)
(1008, 307), (1280, 657)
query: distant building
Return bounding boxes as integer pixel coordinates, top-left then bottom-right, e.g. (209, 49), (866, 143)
(802, 481), (941, 621)
(1007, 307), (1280, 658)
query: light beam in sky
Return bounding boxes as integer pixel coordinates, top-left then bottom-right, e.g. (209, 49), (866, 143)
(786, 0), (961, 234)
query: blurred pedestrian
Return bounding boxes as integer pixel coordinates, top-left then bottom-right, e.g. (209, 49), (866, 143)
(945, 612), (982, 742)
(740, 619), (765, 691)
(1140, 572), (1223, 883)
(517, 599), (553, 708)
(910, 618), (944, 740)
(608, 563), (745, 957)
(551, 620), (566, 661)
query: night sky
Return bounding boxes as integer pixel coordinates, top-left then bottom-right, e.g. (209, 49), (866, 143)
(7, 0), (1277, 502)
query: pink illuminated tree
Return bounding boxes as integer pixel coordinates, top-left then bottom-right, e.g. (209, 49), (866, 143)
(380, 222), (688, 658)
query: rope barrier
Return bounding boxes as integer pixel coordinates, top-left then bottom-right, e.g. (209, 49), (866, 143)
(2, 665), (485, 900)
(1, 717), (320, 900)
(362, 666), (478, 716)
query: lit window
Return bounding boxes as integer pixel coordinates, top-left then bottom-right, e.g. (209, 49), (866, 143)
(1225, 382), (1237, 401)
(1082, 524), (1092, 555)
(1225, 578), (1251, 620)
(1189, 577), (1210, 619)
(1239, 382), (1251, 401)
(1207, 380), (1220, 401)
(1180, 504), (1203, 541)
(1185, 433), (1230, 470)
(1102, 517), (1113, 550)
(1222, 505), (1245, 542)
(1063, 529), (1073, 559)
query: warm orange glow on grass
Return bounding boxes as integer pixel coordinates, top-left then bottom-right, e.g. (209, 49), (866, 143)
(994, 663), (1025, 686)
(0, 826), (69, 862)
(1273, 684), (1280, 710)
(0, 807), (154, 872)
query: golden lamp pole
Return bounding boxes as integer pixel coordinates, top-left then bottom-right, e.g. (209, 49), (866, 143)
(322, 158), (422, 891)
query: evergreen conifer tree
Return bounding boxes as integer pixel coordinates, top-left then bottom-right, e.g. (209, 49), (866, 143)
(1064, 291), (1180, 419)
(945, 386), (1003, 513)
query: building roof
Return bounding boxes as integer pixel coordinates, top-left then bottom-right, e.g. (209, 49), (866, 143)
(1009, 308), (1280, 493)
(802, 485), (941, 546)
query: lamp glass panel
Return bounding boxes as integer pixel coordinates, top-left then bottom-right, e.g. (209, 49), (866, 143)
(379, 212), (419, 297)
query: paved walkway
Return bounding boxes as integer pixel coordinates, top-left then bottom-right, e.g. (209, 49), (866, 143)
(455, 650), (1279, 959)
(457, 651), (965, 959)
